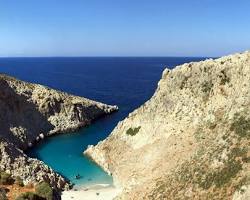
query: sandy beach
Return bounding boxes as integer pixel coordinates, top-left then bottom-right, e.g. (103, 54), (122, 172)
(62, 184), (121, 200)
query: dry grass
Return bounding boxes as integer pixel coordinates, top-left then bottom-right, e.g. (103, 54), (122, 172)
(0, 183), (35, 200)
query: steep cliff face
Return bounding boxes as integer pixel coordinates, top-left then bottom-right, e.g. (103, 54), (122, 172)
(0, 74), (118, 191)
(85, 52), (250, 199)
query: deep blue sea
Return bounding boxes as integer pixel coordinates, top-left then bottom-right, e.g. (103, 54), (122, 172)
(0, 57), (206, 187)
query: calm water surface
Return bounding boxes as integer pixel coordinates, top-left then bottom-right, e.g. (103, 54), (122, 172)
(0, 57), (206, 186)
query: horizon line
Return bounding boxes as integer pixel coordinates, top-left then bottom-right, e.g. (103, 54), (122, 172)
(0, 55), (214, 58)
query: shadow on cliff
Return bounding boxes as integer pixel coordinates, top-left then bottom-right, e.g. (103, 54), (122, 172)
(0, 79), (54, 149)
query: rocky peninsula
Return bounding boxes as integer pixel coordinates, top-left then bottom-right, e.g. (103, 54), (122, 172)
(85, 51), (250, 199)
(0, 74), (118, 193)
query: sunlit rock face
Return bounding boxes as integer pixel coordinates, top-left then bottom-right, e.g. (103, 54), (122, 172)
(85, 51), (250, 200)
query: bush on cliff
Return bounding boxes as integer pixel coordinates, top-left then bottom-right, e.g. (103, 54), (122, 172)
(0, 187), (7, 200)
(15, 176), (24, 187)
(35, 182), (53, 200)
(15, 192), (45, 200)
(0, 172), (14, 185)
(126, 126), (141, 136)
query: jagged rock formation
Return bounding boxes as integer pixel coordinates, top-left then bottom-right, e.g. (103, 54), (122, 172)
(0, 74), (118, 191)
(85, 51), (250, 200)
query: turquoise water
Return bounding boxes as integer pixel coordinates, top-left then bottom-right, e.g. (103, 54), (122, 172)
(0, 57), (206, 186)
(28, 118), (117, 186)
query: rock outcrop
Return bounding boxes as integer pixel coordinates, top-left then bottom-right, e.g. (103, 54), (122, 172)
(85, 51), (250, 199)
(0, 74), (118, 191)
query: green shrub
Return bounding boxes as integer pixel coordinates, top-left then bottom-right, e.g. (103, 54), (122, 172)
(15, 192), (44, 200)
(230, 115), (250, 139)
(0, 172), (13, 185)
(126, 126), (141, 136)
(201, 81), (213, 94)
(15, 176), (24, 187)
(219, 70), (230, 85)
(199, 159), (242, 189)
(0, 187), (7, 200)
(35, 182), (53, 200)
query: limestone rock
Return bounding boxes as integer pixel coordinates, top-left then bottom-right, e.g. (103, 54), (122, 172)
(0, 74), (118, 191)
(85, 51), (250, 199)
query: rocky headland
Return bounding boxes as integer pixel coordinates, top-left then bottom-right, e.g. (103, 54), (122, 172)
(0, 74), (118, 193)
(85, 51), (250, 199)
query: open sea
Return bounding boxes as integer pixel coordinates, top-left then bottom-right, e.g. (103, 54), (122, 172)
(0, 57), (206, 187)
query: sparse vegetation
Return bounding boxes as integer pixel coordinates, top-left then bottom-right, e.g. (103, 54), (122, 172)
(202, 157), (242, 188)
(0, 172), (52, 200)
(219, 70), (230, 85)
(15, 176), (24, 187)
(192, 145), (247, 190)
(230, 114), (250, 139)
(201, 80), (214, 94)
(126, 126), (141, 136)
(208, 122), (217, 130)
(35, 182), (53, 200)
(0, 187), (7, 200)
(15, 192), (44, 200)
(151, 116), (250, 200)
(194, 129), (205, 142)
(0, 172), (13, 185)
(234, 176), (250, 193)
(180, 76), (189, 89)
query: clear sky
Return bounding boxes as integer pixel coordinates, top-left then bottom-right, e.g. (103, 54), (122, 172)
(0, 0), (250, 57)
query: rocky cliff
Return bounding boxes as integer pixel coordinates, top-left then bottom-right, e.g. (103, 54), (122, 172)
(0, 74), (118, 191)
(85, 51), (250, 200)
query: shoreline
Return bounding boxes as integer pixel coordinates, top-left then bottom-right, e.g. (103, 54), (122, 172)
(62, 184), (121, 200)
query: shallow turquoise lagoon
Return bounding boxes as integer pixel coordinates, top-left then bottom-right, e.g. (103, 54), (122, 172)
(28, 116), (118, 187)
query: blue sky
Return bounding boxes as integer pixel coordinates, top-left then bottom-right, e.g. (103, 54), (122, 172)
(0, 0), (250, 57)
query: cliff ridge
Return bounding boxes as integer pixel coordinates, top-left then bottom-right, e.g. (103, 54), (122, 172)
(85, 51), (250, 200)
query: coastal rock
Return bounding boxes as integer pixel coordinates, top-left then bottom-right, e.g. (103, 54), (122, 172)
(85, 51), (250, 199)
(0, 140), (68, 190)
(0, 74), (118, 191)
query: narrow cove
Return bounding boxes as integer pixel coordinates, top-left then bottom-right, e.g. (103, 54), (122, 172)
(27, 114), (119, 188)
(0, 57), (205, 189)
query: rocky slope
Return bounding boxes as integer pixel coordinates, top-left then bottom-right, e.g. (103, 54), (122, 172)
(85, 51), (250, 200)
(0, 74), (118, 191)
